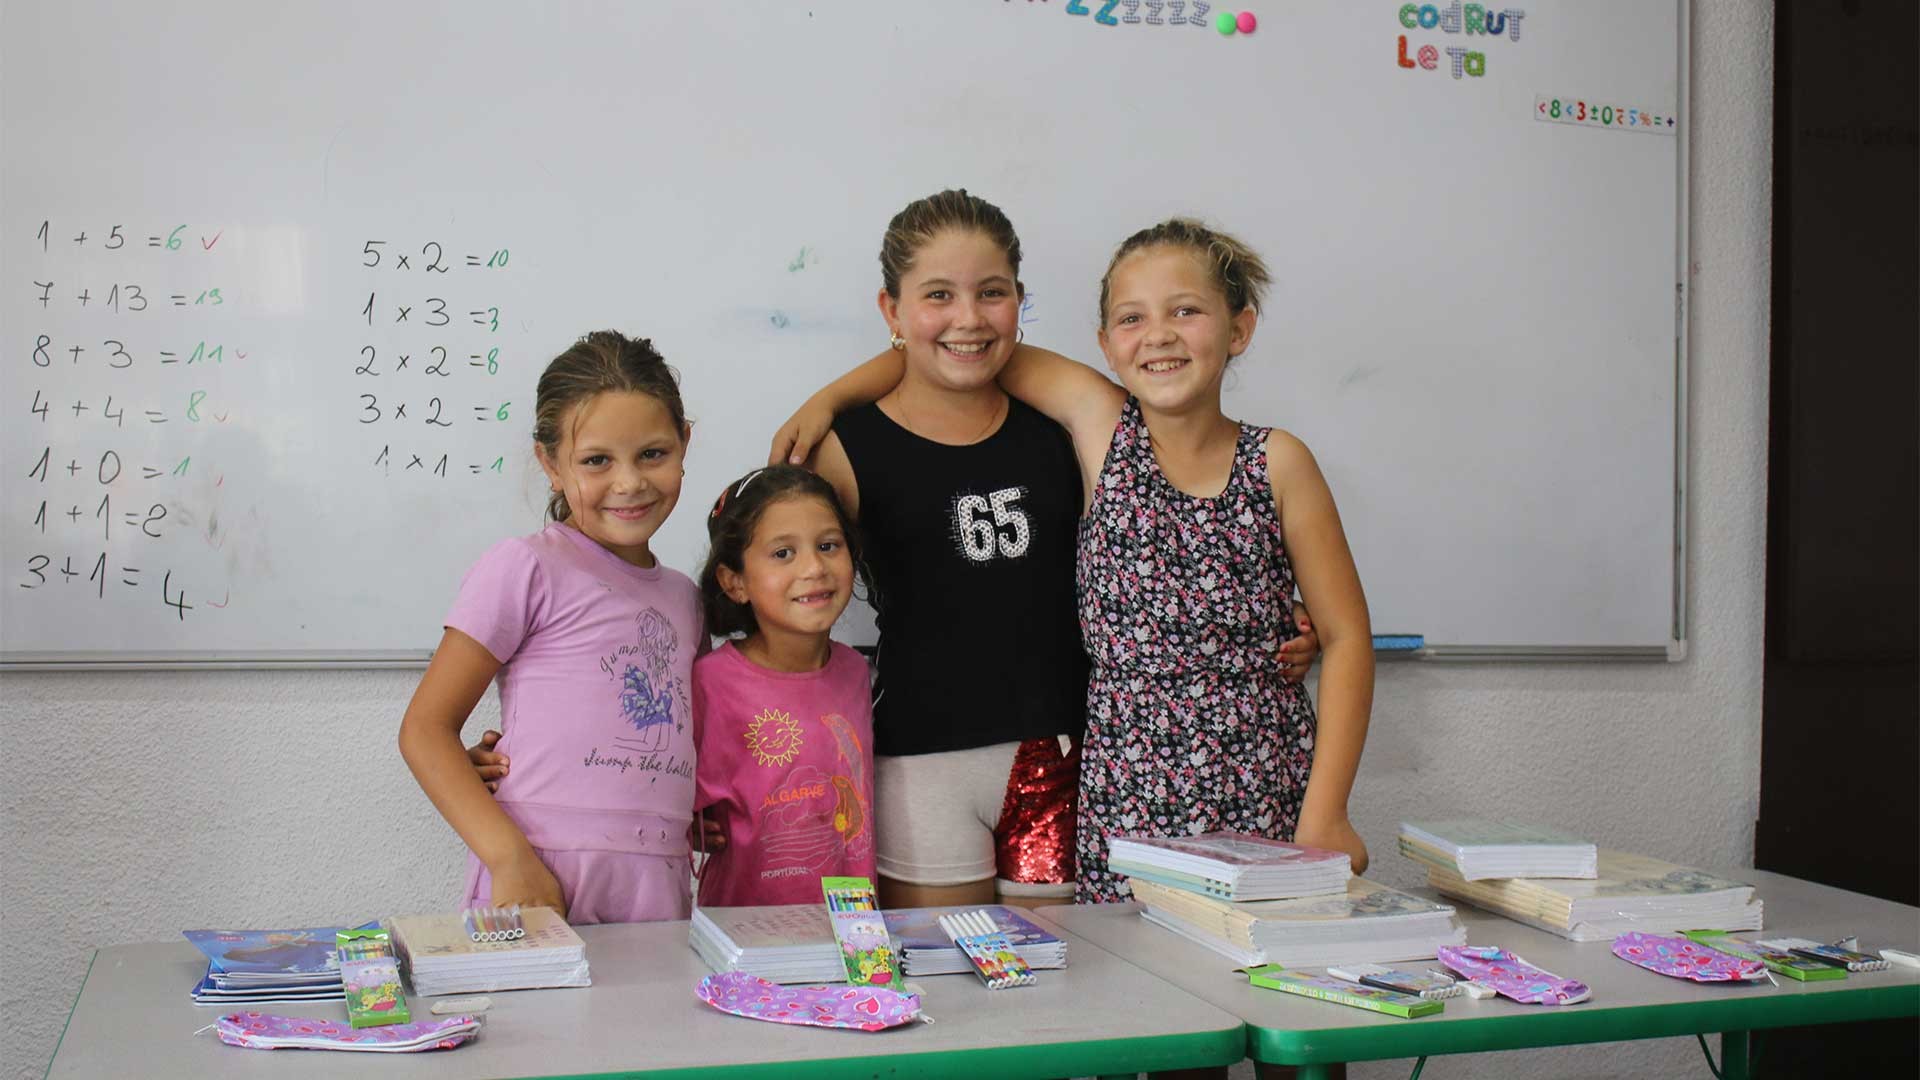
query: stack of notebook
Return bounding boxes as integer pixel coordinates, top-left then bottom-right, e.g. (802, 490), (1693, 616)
(388, 906), (590, 995)
(1109, 831), (1351, 901)
(1413, 848), (1763, 941)
(1398, 820), (1598, 880)
(882, 905), (1068, 976)
(1129, 876), (1467, 968)
(184, 925), (360, 1005)
(690, 904), (844, 984)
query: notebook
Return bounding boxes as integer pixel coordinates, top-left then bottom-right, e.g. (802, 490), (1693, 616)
(1420, 849), (1761, 941)
(387, 906), (590, 996)
(882, 905), (1068, 976)
(1108, 831), (1351, 901)
(1398, 820), (1598, 880)
(689, 904), (843, 984)
(184, 924), (367, 1005)
(1129, 876), (1466, 968)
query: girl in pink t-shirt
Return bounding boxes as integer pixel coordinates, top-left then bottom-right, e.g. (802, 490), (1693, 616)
(691, 465), (878, 907)
(399, 331), (701, 925)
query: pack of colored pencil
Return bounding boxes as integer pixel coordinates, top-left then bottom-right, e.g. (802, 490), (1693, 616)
(938, 910), (1036, 989)
(337, 928), (410, 1028)
(820, 876), (899, 987)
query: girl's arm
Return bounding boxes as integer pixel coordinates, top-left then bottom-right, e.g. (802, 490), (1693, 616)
(768, 350), (904, 466)
(996, 343), (1125, 453)
(398, 628), (567, 915)
(1266, 430), (1375, 875)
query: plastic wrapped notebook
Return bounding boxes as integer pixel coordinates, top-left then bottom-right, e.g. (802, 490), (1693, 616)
(184, 923), (373, 1005)
(387, 906), (589, 996)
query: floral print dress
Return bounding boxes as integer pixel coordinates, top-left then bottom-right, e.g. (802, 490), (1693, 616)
(1074, 397), (1317, 903)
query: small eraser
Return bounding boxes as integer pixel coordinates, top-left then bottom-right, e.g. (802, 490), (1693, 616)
(1879, 949), (1920, 970)
(1459, 980), (1496, 999)
(430, 996), (491, 1015)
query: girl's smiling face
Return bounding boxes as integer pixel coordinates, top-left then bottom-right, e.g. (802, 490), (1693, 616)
(879, 228), (1022, 394)
(718, 493), (854, 642)
(536, 390), (688, 566)
(1098, 245), (1256, 414)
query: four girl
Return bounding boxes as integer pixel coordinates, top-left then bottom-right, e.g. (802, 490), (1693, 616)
(408, 192), (1368, 923)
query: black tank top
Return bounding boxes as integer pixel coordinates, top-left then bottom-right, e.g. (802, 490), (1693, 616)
(834, 398), (1089, 756)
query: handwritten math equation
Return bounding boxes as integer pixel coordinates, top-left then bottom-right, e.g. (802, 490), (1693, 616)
(16, 218), (234, 619)
(353, 236), (517, 477)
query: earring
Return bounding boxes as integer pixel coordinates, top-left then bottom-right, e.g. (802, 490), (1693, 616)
(889, 330), (906, 351)
(1016, 327), (1025, 344)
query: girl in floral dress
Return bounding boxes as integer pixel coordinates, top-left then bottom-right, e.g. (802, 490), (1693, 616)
(998, 219), (1375, 902)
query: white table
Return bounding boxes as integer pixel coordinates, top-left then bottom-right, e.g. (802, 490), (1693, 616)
(1037, 869), (1920, 1079)
(48, 910), (1245, 1079)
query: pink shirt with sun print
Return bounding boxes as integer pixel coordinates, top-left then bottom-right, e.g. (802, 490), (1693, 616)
(446, 522), (700, 921)
(693, 641), (877, 907)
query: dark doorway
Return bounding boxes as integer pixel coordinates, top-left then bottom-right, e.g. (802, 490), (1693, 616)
(1755, 1), (1917, 1074)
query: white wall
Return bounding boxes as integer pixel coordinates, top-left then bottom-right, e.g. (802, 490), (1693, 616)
(0, 3), (1770, 1076)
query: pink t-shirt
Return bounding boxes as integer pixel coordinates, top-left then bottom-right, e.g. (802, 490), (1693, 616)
(446, 522), (700, 862)
(693, 641), (877, 906)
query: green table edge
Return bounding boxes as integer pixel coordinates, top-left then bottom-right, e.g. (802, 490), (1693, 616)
(43, 948), (97, 1080)
(528, 1024), (1245, 1080)
(1247, 983), (1920, 1065)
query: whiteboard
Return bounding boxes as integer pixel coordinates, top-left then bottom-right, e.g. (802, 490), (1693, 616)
(1, 0), (1686, 666)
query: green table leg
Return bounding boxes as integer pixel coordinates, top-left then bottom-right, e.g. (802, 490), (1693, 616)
(1720, 1030), (1749, 1080)
(1295, 1065), (1340, 1080)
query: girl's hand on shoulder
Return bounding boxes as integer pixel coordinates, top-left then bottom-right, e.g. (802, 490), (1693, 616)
(490, 851), (567, 918)
(467, 729), (508, 792)
(769, 399), (838, 466)
(1294, 812), (1369, 876)
(1277, 603), (1319, 683)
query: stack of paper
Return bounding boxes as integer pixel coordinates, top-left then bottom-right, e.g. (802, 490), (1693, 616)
(185, 925), (360, 1005)
(1419, 849), (1763, 941)
(1398, 820), (1598, 880)
(689, 904), (844, 984)
(1129, 877), (1467, 968)
(1109, 831), (1351, 902)
(388, 906), (590, 996)
(882, 905), (1067, 976)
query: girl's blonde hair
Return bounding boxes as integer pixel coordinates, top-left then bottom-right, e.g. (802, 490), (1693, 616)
(1097, 217), (1271, 326)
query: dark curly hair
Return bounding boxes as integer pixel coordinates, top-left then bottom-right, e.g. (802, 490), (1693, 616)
(698, 465), (871, 639)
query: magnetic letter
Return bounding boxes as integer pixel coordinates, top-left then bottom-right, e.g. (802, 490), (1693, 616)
(1418, 43), (1439, 69)
(1398, 34), (1416, 68)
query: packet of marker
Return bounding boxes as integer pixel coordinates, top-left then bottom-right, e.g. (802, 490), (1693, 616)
(938, 910), (1036, 989)
(1326, 963), (1463, 999)
(1756, 936), (1892, 972)
(462, 905), (525, 943)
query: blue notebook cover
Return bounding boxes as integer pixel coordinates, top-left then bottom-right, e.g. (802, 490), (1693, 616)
(184, 922), (374, 974)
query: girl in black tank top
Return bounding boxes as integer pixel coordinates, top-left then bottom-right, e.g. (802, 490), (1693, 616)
(832, 398), (1087, 756)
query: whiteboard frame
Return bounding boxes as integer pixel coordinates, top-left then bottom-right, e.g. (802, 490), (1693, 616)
(1, 1), (1692, 670)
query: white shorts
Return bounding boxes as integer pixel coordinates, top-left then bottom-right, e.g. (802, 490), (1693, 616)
(873, 736), (1079, 896)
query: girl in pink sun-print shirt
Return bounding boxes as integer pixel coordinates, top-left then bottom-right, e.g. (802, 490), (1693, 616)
(690, 465), (878, 906)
